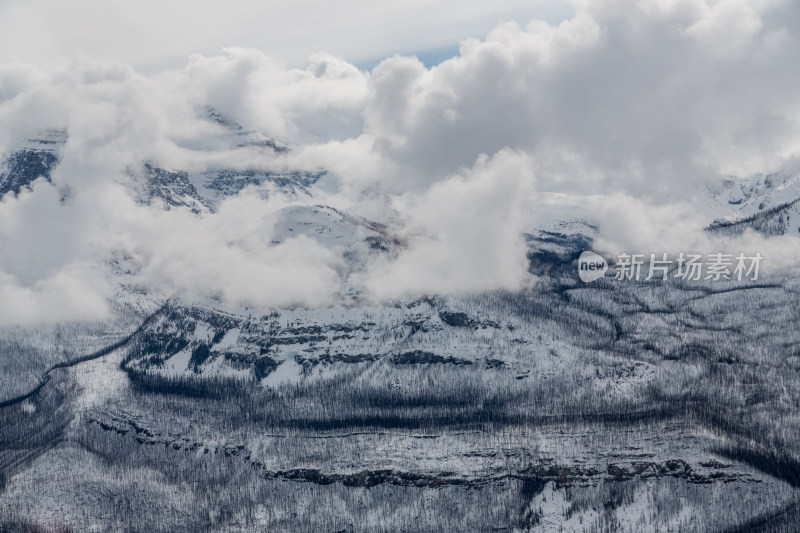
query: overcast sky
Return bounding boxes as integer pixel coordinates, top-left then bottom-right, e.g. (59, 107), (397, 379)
(0, 0), (574, 71)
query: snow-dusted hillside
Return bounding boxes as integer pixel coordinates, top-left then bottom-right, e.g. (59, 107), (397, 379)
(5, 243), (800, 531)
(707, 170), (800, 236)
(4, 123), (800, 531)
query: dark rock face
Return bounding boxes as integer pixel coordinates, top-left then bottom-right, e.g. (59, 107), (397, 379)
(140, 162), (211, 213)
(439, 311), (501, 330)
(202, 168), (326, 197)
(136, 162), (326, 214)
(391, 350), (473, 366)
(0, 148), (60, 199)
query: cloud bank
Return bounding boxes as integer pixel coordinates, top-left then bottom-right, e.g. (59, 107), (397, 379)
(1, 0), (800, 325)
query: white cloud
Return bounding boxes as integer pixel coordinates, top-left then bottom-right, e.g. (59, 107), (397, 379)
(360, 150), (535, 298)
(2, 0), (800, 324)
(99, 188), (343, 309)
(342, 0), (800, 194)
(0, 262), (110, 326)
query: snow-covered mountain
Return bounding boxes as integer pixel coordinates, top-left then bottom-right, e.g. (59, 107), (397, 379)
(129, 109), (326, 213)
(3, 126), (800, 531)
(707, 170), (800, 236)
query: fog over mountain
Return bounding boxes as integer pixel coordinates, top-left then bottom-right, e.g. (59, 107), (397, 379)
(1, 0), (799, 325)
(3, 1), (800, 531)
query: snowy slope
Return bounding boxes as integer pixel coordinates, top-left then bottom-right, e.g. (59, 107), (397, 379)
(706, 170), (800, 235)
(6, 120), (800, 531)
(133, 107), (326, 211)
